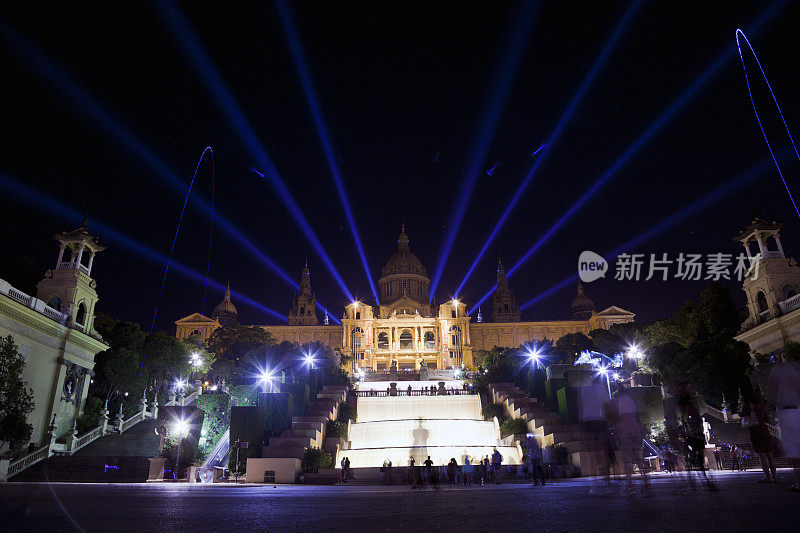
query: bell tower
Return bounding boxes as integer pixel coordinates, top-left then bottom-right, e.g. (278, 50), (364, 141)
(492, 257), (521, 322)
(736, 217), (800, 328)
(288, 260), (318, 325)
(36, 218), (105, 335)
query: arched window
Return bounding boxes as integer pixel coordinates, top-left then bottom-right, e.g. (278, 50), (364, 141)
(783, 284), (798, 300)
(424, 331), (435, 350)
(355, 311), (361, 320)
(47, 296), (62, 312)
(399, 330), (413, 349)
(504, 304), (509, 313)
(451, 309), (456, 318)
(76, 302), (87, 326)
(377, 332), (389, 350)
(300, 306), (305, 315)
(756, 291), (769, 313)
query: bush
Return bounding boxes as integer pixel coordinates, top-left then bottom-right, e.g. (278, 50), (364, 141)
(77, 396), (103, 434)
(337, 402), (356, 423)
(326, 420), (348, 439)
(499, 418), (528, 438)
(482, 402), (505, 422)
(303, 447), (333, 473)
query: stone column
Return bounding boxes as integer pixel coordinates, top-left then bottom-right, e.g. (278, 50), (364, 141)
(75, 244), (85, 267)
(114, 404), (124, 432)
(150, 395), (159, 419)
(140, 393), (148, 414)
(99, 399), (110, 433)
(86, 252), (96, 276)
(67, 418), (79, 452)
(47, 415), (58, 457)
(57, 245), (66, 266)
(756, 235), (766, 256)
(776, 235), (786, 257)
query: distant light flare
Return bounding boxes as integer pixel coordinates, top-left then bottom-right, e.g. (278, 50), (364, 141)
(471, 0), (787, 308)
(428, 0), (540, 300)
(0, 170), (290, 322)
(454, 0), (643, 296)
(735, 29), (800, 220)
(152, 0), (354, 302)
(0, 20), (300, 293)
(516, 152), (784, 310)
(275, 0), (379, 304)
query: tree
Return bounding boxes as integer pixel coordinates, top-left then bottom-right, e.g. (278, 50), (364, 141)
(0, 336), (35, 451)
(554, 332), (594, 360)
(145, 332), (190, 391)
(182, 333), (216, 377)
(207, 325), (275, 361)
(91, 316), (148, 403)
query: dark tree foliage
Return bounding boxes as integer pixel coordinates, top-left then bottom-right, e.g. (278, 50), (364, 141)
(207, 325), (275, 361)
(0, 336), (35, 451)
(641, 283), (751, 406)
(554, 332), (594, 361)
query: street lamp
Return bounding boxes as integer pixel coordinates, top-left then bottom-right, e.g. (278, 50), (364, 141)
(527, 346), (543, 370)
(258, 368), (275, 393)
(173, 417), (190, 482)
(189, 351), (203, 384)
(303, 352), (317, 369)
(625, 343), (644, 370)
(597, 365), (612, 398)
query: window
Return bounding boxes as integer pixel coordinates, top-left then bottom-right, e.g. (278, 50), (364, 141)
(300, 306), (305, 315)
(377, 332), (389, 350)
(47, 296), (62, 311)
(355, 311), (361, 320)
(451, 309), (456, 318)
(783, 284), (798, 300)
(399, 330), (413, 349)
(351, 327), (363, 348)
(424, 331), (435, 350)
(756, 291), (769, 313)
(504, 304), (509, 312)
(450, 325), (461, 346)
(76, 302), (87, 325)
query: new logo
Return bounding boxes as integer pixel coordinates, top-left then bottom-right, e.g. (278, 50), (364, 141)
(578, 251), (608, 283)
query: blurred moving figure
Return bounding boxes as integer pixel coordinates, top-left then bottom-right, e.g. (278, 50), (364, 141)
(615, 389), (650, 494)
(740, 385), (777, 483)
(768, 361), (800, 491)
(677, 382), (718, 491)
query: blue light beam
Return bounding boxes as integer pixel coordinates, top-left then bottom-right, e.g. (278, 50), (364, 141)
(428, 0), (540, 300)
(519, 152), (785, 310)
(275, 0), (379, 305)
(477, 0), (787, 305)
(0, 20), (298, 293)
(152, 0), (354, 302)
(0, 170), (290, 323)
(735, 29), (800, 220)
(454, 0), (643, 296)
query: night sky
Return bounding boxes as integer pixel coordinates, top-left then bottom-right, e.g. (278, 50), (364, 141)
(2, 1), (800, 333)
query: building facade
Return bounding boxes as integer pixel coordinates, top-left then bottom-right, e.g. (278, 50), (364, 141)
(735, 217), (800, 357)
(176, 228), (635, 371)
(0, 220), (107, 452)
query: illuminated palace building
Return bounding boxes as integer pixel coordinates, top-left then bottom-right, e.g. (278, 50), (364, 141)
(176, 228), (634, 371)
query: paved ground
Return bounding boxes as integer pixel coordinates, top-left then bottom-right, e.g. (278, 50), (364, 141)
(1, 470), (799, 532)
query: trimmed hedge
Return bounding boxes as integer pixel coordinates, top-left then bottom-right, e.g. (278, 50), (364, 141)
(229, 405), (265, 474)
(229, 385), (259, 407)
(283, 383), (310, 416)
(500, 417), (528, 438)
(259, 392), (294, 439)
(326, 419), (348, 439)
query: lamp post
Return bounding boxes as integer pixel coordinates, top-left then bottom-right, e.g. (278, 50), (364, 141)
(173, 418), (189, 482)
(189, 351), (203, 387)
(598, 366), (612, 398)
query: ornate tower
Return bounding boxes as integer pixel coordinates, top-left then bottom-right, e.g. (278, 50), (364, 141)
(212, 282), (239, 326)
(288, 261), (318, 325)
(36, 218), (105, 335)
(736, 217), (800, 327)
(570, 282), (597, 320)
(492, 258), (520, 322)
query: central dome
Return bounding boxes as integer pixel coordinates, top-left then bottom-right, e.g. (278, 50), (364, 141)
(381, 227), (427, 277)
(378, 227), (430, 305)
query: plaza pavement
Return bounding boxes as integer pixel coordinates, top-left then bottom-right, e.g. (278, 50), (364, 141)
(0, 470), (798, 532)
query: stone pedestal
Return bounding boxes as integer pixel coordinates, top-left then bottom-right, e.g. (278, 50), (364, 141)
(389, 383), (398, 396)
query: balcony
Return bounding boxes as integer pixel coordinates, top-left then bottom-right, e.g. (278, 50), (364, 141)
(780, 293), (800, 315)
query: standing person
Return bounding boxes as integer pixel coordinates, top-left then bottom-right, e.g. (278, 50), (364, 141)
(339, 457), (347, 483)
(463, 456), (473, 485)
(768, 360), (800, 491)
(386, 459), (393, 484)
(483, 456), (490, 485)
(408, 456), (418, 488)
(616, 390), (649, 494)
(423, 456), (437, 488)
(344, 457), (353, 481)
(730, 445), (741, 471)
(491, 448), (503, 484)
(578, 380), (609, 492)
(713, 448), (723, 470)
(742, 392), (777, 483)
